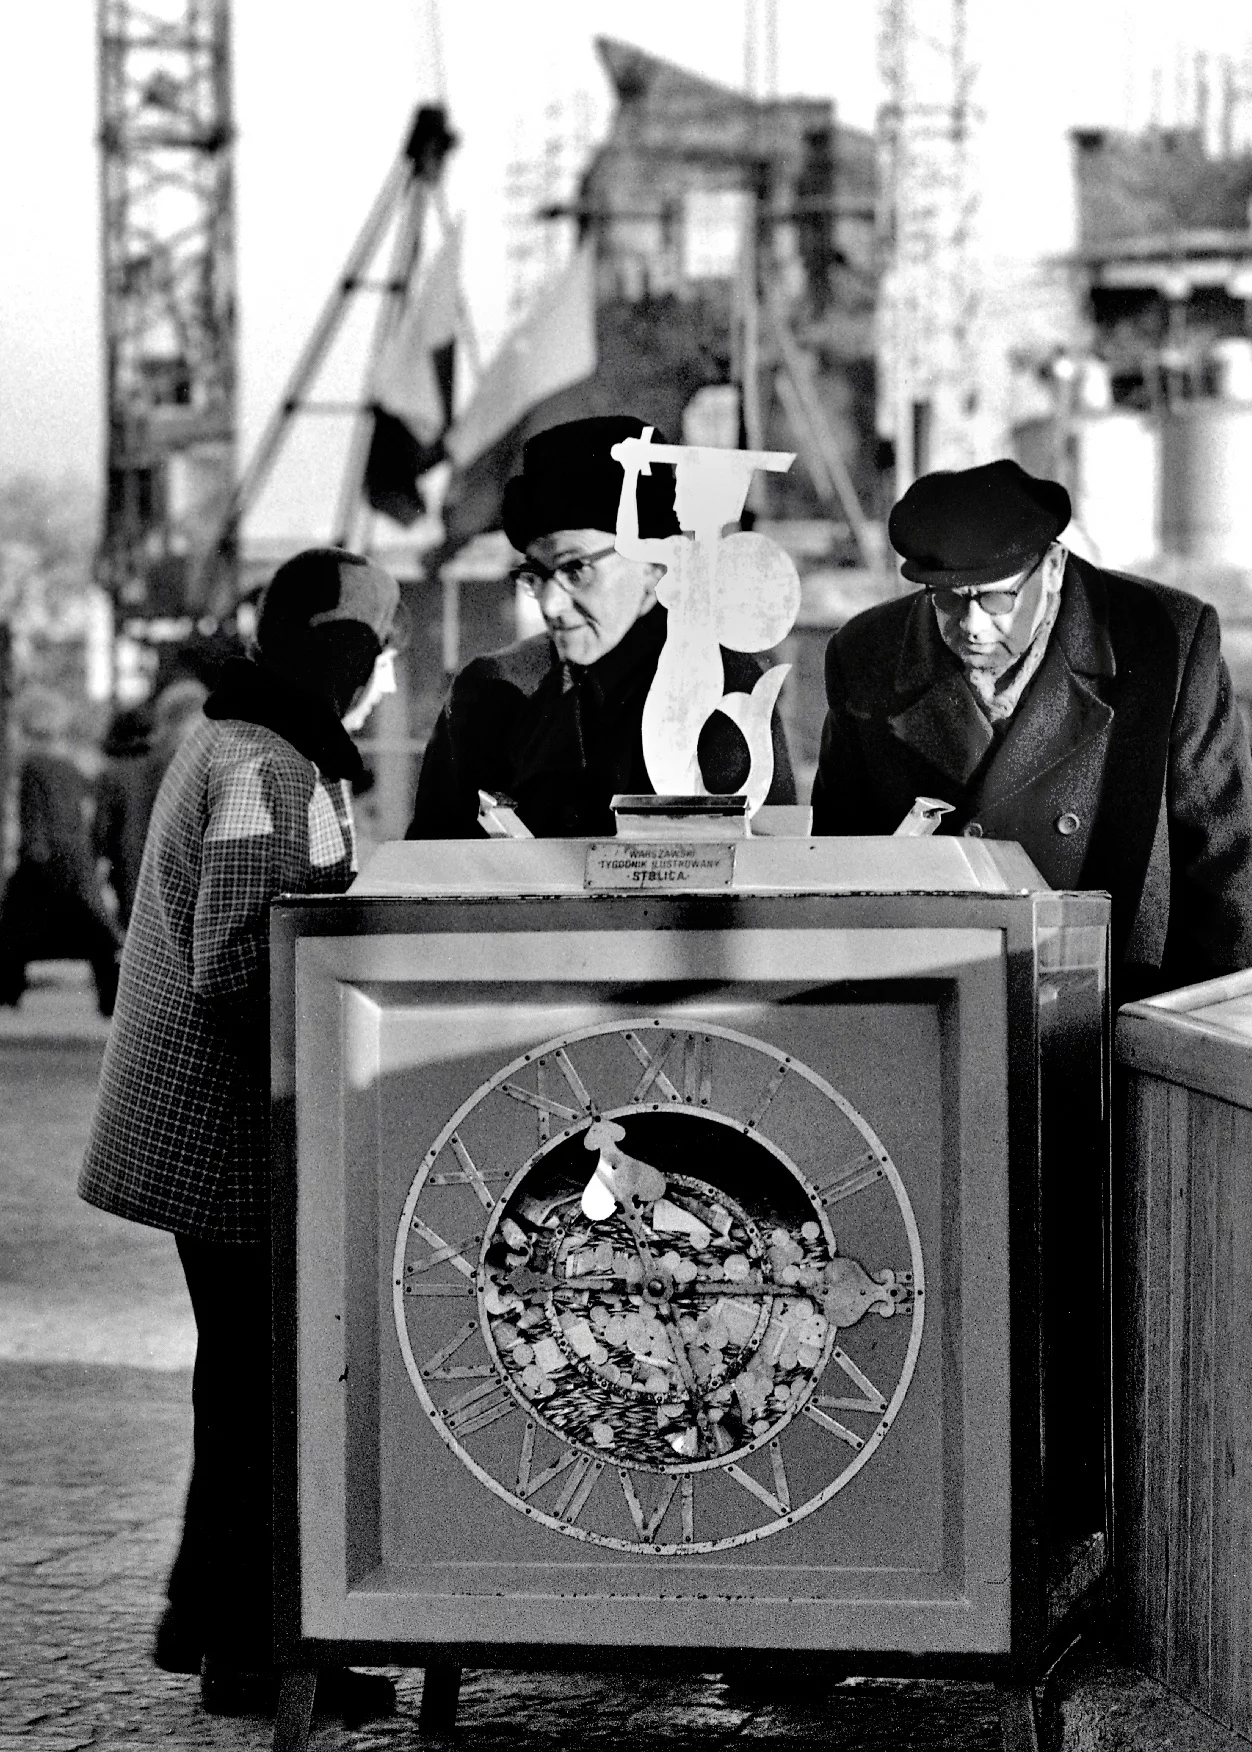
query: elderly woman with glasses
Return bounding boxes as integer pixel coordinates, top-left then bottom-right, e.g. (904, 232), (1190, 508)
(406, 415), (795, 839)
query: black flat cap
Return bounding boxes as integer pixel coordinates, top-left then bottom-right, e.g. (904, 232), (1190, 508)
(502, 415), (680, 553)
(888, 459), (1071, 587)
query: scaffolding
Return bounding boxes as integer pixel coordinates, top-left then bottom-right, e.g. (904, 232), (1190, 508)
(876, 0), (982, 491)
(503, 93), (594, 323)
(96, 0), (238, 622)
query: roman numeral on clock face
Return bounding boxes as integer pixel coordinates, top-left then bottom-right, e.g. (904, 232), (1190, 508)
(681, 1475), (695, 1543)
(408, 1216), (479, 1280)
(814, 1149), (886, 1204)
(625, 1032), (711, 1107)
(802, 1403), (865, 1450)
(720, 1438), (791, 1518)
(423, 1134), (496, 1211)
(421, 1321), (492, 1382)
(746, 1059), (790, 1130)
(500, 1082), (580, 1127)
(552, 1454), (603, 1523)
(623, 1031), (682, 1102)
(442, 1380), (515, 1437)
(818, 1348), (888, 1415)
(619, 1471), (680, 1541)
(515, 1425), (580, 1501)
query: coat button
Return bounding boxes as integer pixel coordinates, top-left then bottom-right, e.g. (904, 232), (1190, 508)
(962, 821), (983, 838)
(1056, 811), (1081, 836)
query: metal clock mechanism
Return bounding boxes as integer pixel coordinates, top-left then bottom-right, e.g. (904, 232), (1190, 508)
(484, 1116), (906, 1469)
(394, 1021), (925, 1553)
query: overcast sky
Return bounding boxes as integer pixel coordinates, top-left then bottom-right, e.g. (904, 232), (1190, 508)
(2, 0), (1249, 536)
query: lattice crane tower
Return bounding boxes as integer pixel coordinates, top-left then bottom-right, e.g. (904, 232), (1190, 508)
(876, 0), (982, 493)
(97, 0), (237, 623)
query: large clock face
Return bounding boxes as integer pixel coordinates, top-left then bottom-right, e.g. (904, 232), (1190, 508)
(393, 1019), (924, 1555)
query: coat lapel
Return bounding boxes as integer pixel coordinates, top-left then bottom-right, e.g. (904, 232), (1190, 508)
(885, 595), (995, 787)
(883, 560), (1117, 808)
(974, 558), (1115, 809)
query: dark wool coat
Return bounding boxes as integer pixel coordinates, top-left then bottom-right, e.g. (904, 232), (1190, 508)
(810, 555), (1252, 999)
(79, 673), (360, 1241)
(407, 604), (796, 838)
(16, 750), (117, 932)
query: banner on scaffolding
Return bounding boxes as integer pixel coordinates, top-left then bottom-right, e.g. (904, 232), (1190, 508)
(365, 222), (462, 525)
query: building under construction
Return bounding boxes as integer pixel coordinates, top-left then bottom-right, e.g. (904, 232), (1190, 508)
(1009, 118), (1252, 578)
(406, 37), (886, 807)
(563, 37), (878, 533)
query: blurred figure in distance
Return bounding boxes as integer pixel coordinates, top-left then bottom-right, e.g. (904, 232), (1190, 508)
(0, 687), (123, 1015)
(95, 679), (208, 930)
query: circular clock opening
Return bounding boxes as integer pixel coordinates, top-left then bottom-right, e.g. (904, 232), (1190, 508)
(480, 1110), (837, 1474)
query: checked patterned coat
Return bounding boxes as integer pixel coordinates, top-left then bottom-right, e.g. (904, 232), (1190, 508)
(79, 716), (357, 1241)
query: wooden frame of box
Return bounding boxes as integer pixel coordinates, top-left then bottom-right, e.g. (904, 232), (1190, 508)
(1117, 970), (1252, 1741)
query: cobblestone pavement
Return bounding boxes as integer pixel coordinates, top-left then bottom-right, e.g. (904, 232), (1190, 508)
(0, 969), (1245, 1750)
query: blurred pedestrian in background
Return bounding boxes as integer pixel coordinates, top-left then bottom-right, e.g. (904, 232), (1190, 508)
(95, 678), (207, 929)
(78, 548), (400, 1724)
(92, 702), (153, 932)
(0, 687), (123, 1015)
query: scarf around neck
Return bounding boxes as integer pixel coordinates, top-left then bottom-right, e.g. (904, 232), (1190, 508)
(959, 554), (1066, 724)
(204, 658), (365, 786)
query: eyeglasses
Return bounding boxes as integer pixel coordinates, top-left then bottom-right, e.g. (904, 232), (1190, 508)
(928, 584), (1022, 616)
(509, 544), (619, 599)
(925, 550), (1048, 619)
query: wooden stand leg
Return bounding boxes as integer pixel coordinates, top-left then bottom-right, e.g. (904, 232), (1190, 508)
(418, 1661), (462, 1738)
(997, 1683), (1040, 1752)
(272, 1668), (318, 1752)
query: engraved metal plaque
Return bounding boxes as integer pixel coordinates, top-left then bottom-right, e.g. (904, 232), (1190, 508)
(584, 842), (737, 891)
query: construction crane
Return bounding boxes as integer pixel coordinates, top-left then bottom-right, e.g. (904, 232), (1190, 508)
(96, 0), (238, 629)
(198, 101), (458, 586)
(876, 0), (982, 494)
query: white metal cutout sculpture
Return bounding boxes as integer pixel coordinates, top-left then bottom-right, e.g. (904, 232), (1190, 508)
(610, 431), (801, 815)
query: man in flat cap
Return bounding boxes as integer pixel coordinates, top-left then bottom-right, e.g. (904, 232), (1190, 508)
(80, 549), (400, 1721)
(407, 414), (795, 837)
(812, 458), (1252, 998)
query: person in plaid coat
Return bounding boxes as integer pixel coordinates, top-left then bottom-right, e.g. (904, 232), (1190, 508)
(79, 549), (399, 1720)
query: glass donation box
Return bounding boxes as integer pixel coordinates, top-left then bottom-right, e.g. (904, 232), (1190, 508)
(269, 835), (1111, 1716)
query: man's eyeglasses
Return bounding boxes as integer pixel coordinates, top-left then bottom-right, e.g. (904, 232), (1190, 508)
(509, 544), (619, 599)
(927, 583), (1024, 617)
(925, 549), (1049, 618)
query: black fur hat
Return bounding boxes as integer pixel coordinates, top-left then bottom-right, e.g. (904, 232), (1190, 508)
(502, 416), (680, 552)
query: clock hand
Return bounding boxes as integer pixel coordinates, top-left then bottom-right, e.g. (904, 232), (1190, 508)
(504, 1266), (821, 1302)
(605, 1198), (716, 1454)
(581, 1118), (667, 1221)
(581, 1191), (710, 1450)
(687, 1279), (812, 1299)
(648, 1293), (713, 1455)
(505, 1266), (617, 1296)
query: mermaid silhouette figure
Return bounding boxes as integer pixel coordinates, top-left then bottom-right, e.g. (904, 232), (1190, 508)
(610, 429), (801, 814)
